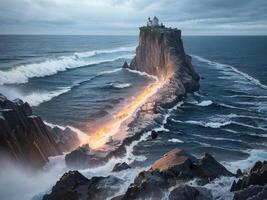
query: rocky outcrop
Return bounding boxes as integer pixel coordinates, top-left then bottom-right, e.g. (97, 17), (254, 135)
(43, 171), (122, 200)
(169, 185), (212, 200)
(120, 148), (233, 199)
(128, 26), (199, 95)
(0, 94), (79, 169)
(231, 161), (267, 191)
(112, 162), (131, 172)
(231, 161), (267, 200)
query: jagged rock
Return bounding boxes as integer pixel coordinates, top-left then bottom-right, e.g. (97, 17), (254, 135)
(169, 185), (212, 200)
(233, 185), (267, 200)
(112, 162), (131, 172)
(0, 94), (79, 169)
(43, 171), (122, 200)
(151, 130), (158, 139)
(120, 148), (233, 199)
(231, 161), (267, 191)
(122, 61), (129, 68)
(236, 169), (243, 177)
(65, 144), (107, 169)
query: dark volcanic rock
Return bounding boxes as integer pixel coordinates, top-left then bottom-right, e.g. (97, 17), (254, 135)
(233, 185), (267, 200)
(43, 171), (122, 200)
(65, 144), (107, 169)
(231, 161), (267, 191)
(0, 94), (78, 169)
(169, 185), (212, 200)
(122, 61), (129, 68)
(120, 148), (233, 199)
(150, 130), (158, 139)
(112, 162), (131, 172)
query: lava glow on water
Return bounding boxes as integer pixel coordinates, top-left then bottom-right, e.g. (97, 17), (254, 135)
(82, 70), (174, 150)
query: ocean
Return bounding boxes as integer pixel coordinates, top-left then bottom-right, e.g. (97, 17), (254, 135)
(0, 35), (266, 200)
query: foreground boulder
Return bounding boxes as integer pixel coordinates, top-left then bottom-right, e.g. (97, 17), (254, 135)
(120, 148), (233, 199)
(231, 161), (267, 200)
(43, 171), (122, 200)
(0, 94), (79, 169)
(169, 185), (212, 200)
(233, 185), (267, 200)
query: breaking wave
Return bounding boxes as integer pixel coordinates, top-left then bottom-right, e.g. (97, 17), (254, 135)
(192, 55), (267, 90)
(0, 46), (135, 85)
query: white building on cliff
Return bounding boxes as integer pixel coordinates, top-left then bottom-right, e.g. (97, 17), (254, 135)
(147, 16), (163, 27)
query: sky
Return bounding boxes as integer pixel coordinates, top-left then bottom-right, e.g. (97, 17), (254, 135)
(0, 0), (267, 35)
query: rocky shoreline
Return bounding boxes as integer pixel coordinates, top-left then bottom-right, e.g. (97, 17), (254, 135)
(43, 148), (267, 200)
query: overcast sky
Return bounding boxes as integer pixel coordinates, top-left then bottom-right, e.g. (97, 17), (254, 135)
(0, 0), (267, 35)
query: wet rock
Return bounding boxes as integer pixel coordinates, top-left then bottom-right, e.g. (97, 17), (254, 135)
(43, 171), (123, 200)
(120, 148), (233, 199)
(233, 185), (267, 200)
(236, 169), (243, 177)
(231, 160), (267, 191)
(151, 130), (158, 139)
(197, 153), (234, 180)
(112, 162), (131, 172)
(122, 61), (129, 68)
(169, 185), (212, 200)
(65, 144), (107, 169)
(0, 94), (80, 169)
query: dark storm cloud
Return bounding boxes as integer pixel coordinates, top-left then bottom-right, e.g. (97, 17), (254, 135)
(0, 0), (266, 35)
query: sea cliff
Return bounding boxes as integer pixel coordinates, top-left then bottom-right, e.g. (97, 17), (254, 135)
(0, 94), (79, 169)
(129, 26), (199, 95)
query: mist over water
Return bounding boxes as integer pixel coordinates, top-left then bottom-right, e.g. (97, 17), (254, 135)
(0, 35), (267, 200)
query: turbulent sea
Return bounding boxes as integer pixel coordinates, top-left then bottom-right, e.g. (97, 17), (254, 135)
(0, 35), (267, 200)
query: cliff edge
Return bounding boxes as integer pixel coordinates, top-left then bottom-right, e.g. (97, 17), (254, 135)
(0, 94), (80, 169)
(129, 26), (199, 97)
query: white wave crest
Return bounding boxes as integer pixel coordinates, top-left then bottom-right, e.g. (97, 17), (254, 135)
(0, 86), (70, 107)
(186, 120), (232, 128)
(168, 138), (184, 143)
(110, 83), (132, 89)
(0, 46), (135, 85)
(192, 54), (267, 90)
(125, 68), (158, 81)
(196, 100), (213, 106)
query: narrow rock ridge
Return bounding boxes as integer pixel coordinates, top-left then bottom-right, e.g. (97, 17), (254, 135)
(0, 94), (80, 169)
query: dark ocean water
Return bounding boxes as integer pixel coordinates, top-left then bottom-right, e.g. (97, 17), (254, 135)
(0, 35), (266, 200)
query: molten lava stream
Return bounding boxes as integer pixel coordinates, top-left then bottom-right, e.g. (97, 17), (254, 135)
(82, 77), (167, 150)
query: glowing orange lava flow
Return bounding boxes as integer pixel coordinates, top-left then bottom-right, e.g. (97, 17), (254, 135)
(83, 71), (173, 150)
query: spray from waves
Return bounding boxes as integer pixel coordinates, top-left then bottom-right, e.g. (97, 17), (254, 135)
(125, 68), (158, 81)
(192, 54), (267, 90)
(0, 46), (135, 85)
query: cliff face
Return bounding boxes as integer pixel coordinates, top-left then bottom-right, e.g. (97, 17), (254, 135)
(0, 94), (79, 169)
(129, 26), (199, 96)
